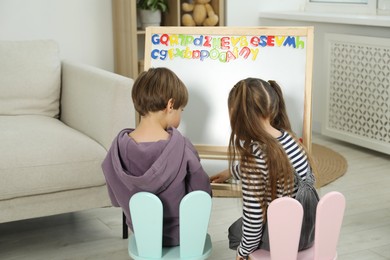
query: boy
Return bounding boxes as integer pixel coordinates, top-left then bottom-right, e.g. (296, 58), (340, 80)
(102, 67), (212, 246)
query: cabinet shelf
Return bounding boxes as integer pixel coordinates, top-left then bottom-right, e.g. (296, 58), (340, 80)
(112, 0), (225, 78)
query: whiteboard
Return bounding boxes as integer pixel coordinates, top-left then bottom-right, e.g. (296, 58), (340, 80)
(144, 27), (314, 158)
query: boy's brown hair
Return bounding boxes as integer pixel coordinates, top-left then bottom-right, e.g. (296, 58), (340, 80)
(132, 67), (188, 116)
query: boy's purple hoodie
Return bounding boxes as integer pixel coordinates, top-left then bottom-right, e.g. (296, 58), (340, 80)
(102, 127), (212, 246)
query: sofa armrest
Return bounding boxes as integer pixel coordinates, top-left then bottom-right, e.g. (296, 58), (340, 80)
(60, 60), (135, 150)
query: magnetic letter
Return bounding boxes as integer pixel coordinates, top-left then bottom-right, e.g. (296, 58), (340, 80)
(151, 49), (159, 59)
(159, 50), (167, 60)
(226, 50), (236, 62)
(275, 36), (285, 47)
(151, 34), (160, 45)
(160, 34), (169, 46)
(239, 47), (250, 59)
(194, 35), (204, 46)
(204, 36), (212, 47)
(267, 36), (275, 47)
(250, 36), (259, 47)
(259, 36), (267, 47)
(283, 36), (296, 48)
(221, 37), (230, 50)
(296, 37), (305, 49)
(200, 50), (209, 61)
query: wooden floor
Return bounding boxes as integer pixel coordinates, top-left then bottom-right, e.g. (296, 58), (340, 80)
(1, 133), (389, 260)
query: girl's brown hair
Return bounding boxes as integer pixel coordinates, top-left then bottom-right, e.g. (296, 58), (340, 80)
(132, 67), (188, 116)
(228, 78), (312, 219)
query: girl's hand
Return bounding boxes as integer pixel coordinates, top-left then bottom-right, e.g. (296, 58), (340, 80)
(236, 255), (245, 260)
(209, 169), (230, 183)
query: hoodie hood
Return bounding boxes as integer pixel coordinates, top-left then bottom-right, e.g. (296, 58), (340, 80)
(103, 127), (185, 194)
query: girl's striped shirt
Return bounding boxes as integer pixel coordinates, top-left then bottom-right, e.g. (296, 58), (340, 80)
(232, 130), (311, 257)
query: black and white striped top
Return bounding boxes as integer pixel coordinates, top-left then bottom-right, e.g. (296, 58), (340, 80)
(232, 130), (310, 257)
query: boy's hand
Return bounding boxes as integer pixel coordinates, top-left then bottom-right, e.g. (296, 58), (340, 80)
(209, 169), (230, 183)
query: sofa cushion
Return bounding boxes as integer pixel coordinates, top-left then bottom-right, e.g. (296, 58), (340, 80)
(0, 40), (61, 117)
(0, 115), (107, 200)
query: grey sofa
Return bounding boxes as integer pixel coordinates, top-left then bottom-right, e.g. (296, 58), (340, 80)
(0, 40), (135, 223)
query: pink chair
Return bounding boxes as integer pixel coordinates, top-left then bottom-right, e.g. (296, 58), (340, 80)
(249, 197), (304, 260)
(297, 191), (346, 260)
(249, 191), (346, 260)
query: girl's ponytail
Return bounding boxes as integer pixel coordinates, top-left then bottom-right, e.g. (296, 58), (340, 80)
(268, 80), (292, 132)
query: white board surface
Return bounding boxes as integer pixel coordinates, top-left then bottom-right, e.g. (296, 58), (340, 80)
(144, 27), (314, 157)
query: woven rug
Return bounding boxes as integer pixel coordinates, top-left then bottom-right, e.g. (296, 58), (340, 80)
(311, 143), (348, 188)
(212, 143), (348, 197)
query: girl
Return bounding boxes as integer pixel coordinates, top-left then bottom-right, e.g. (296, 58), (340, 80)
(210, 78), (316, 260)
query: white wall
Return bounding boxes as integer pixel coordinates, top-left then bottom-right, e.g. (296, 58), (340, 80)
(226, 0), (304, 26)
(0, 0), (304, 72)
(226, 0), (261, 26)
(0, 0), (114, 71)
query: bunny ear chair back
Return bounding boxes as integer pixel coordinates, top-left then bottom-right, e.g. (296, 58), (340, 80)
(128, 191), (213, 260)
(249, 197), (304, 260)
(249, 191), (346, 260)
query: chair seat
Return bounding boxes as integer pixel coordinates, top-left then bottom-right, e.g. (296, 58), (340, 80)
(129, 233), (212, 260)
(249, 248), (271, 259)
(128, 191), (212, 260)
(250, 245), (317, 260)
(249, 192), (345, 260)
(296, 246), (314, 260)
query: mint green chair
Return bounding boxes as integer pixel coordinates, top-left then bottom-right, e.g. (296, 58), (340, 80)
(128, 191), (213, 260)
